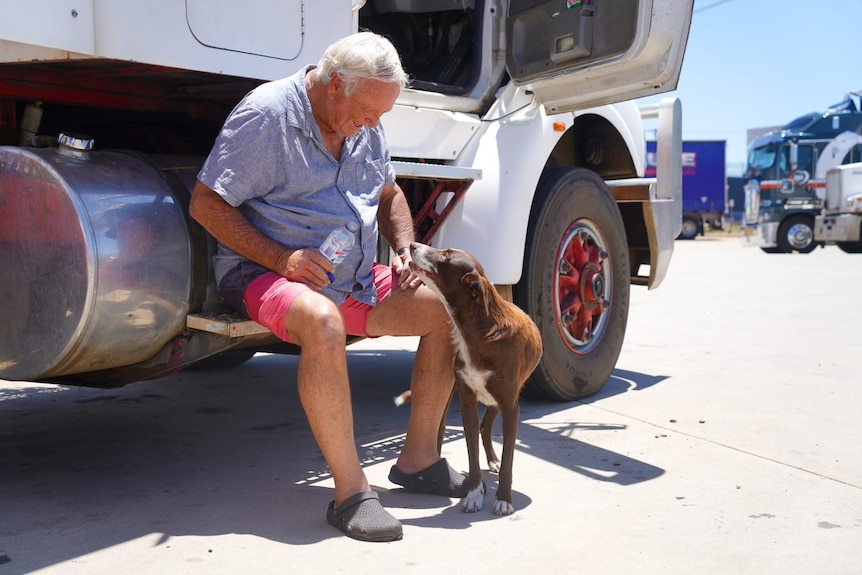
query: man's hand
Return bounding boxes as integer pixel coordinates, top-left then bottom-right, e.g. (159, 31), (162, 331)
(392, 250), (422, 290)
(276, 247), (335, 289)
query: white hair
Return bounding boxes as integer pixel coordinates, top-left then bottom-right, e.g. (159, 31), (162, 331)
(316, 32), (409, 95)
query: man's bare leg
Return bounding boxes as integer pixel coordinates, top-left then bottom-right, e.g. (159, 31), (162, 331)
(285, 291), (369, 507)
(366, 283), (455, 474)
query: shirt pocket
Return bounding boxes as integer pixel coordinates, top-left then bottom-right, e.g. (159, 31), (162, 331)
(353, 159), (386, 199)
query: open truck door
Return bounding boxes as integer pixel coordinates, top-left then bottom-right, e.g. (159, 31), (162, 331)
(507, 0), (693, 112)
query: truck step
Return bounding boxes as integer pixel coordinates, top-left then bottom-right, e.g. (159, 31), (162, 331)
(186, 311), (270, 337)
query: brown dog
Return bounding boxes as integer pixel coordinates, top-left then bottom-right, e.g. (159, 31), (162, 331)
(405, 242), (542, 515)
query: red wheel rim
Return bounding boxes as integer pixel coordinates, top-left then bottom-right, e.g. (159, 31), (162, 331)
(553, 218), (610, 354)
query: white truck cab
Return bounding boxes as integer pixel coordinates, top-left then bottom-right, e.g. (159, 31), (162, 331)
(0, 0), (693, 400)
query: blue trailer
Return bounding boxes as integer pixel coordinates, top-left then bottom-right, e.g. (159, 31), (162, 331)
(647, 140), (727, 239)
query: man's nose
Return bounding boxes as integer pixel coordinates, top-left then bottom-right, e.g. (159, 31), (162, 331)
(366, 114), (381, 128)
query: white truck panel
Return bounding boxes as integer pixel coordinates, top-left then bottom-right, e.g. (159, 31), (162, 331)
(0, 1), (357, 80)
(816, 162), (862, 244)
(92, 1), (352, 79)
(186, 0), (303, 60)
(0, 0), (95, 55)
(0, 40), (88, 63)
(511, 0), (692, 113)
(825, 162), (862, 212)
(432, 88), (650, 285)
(384, 106), (482, 161)
(816, 214), (861, 243)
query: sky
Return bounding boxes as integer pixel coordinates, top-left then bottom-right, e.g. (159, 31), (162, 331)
(637, 0), (862, 176)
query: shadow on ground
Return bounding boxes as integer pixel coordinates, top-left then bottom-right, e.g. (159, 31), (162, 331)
(0, 349), (667, 573)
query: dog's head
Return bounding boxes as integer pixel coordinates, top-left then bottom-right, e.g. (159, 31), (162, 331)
(409, 242), (492, 313)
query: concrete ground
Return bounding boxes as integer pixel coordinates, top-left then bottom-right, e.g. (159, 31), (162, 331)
(1, 236), (860, 574)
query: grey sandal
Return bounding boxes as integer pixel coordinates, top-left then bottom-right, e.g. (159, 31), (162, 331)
(326, 491), (403, 542)
(388, 458), (468, 498)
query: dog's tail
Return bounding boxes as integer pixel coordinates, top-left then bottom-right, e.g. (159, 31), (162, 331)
(393, 390), (411, 407)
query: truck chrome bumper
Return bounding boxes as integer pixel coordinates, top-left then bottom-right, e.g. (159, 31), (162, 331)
(816, 214), (862, 242)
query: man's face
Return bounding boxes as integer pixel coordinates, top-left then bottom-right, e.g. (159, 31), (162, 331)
(328, 74), (400, 139)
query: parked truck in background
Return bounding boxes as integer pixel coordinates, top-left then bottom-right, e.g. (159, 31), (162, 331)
(0, 0), (693, 401)
(742, 92), (862, 253)
(815, 160), (862, 253)
(647, 140), (726, 239)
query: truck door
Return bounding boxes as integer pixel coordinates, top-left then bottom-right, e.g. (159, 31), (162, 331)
(186, 0), (304, 60)
(507, 0), (694, 112)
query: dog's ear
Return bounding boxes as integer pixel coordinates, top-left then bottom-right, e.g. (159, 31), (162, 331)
(463, 271), (493, 315)
(462, 272), (485, 300)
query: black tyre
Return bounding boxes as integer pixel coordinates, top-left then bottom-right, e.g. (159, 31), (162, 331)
(678, 216), (699, 240)
(187, 348), (257, 371)
(777, 215), (817, 253)
(837, 242), (862, 253)
(514, 168), (630, 401)
(760, 247), (782, 254)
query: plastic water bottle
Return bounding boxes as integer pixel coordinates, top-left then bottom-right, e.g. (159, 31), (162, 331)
(319, 222), (358, 282)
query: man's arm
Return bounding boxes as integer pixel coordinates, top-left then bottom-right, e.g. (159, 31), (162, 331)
(377, 181), (420, 289)
(189, 181), (333, 287)
(377, 181), (415, 254)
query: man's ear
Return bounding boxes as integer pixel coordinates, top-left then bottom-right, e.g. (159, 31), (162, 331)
(329, 72), (344, 95)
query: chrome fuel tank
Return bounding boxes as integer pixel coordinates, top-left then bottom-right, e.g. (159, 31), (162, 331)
(0, 138), (197, 381)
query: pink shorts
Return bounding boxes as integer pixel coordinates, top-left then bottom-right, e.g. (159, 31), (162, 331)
(242, 263), (396, 343)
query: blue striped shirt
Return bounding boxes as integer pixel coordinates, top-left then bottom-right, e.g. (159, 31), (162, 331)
(198, 65), (396, 306)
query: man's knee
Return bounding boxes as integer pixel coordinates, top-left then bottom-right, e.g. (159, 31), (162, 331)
(369, 284), (450, 338)
(416, 285), (451, 326)
(286, 293), (346, 347)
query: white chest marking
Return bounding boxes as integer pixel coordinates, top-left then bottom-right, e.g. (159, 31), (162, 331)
(450, 322), (496, 407)
(418, 273), (497, 406)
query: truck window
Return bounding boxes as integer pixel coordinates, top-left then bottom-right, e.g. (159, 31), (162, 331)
(359, 1), (480, 95)
(779, 144), (814, 178)
(796, 145), (814, 173)
(749, 145), (776, 171)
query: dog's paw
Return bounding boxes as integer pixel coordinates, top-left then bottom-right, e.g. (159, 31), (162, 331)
(487, 459), (501, 474)
(492, 499), (514, 516)
(460, 484), (485, 513)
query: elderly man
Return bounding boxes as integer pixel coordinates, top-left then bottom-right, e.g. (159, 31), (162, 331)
(189, 32), (466, 542)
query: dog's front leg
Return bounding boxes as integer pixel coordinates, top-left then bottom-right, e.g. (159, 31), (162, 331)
(436, 384), (455, 455)
(480, 405), (501, 473)
(456, 380), (485, 513)
(493, 399), (520, 516)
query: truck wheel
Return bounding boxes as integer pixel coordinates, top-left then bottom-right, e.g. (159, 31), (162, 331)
(837, 242), (862, 253)
(678, 216), (699, 240)
(514, 168), (629, 401)
(777, 215), (817, 253)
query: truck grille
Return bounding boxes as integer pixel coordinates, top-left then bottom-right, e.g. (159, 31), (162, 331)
(743, 180), (760, 224)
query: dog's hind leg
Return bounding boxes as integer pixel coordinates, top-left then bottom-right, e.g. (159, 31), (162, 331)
(493, 399), (520, 516)
(480, 406), (501, 473)
(456, 380), (485, 513)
